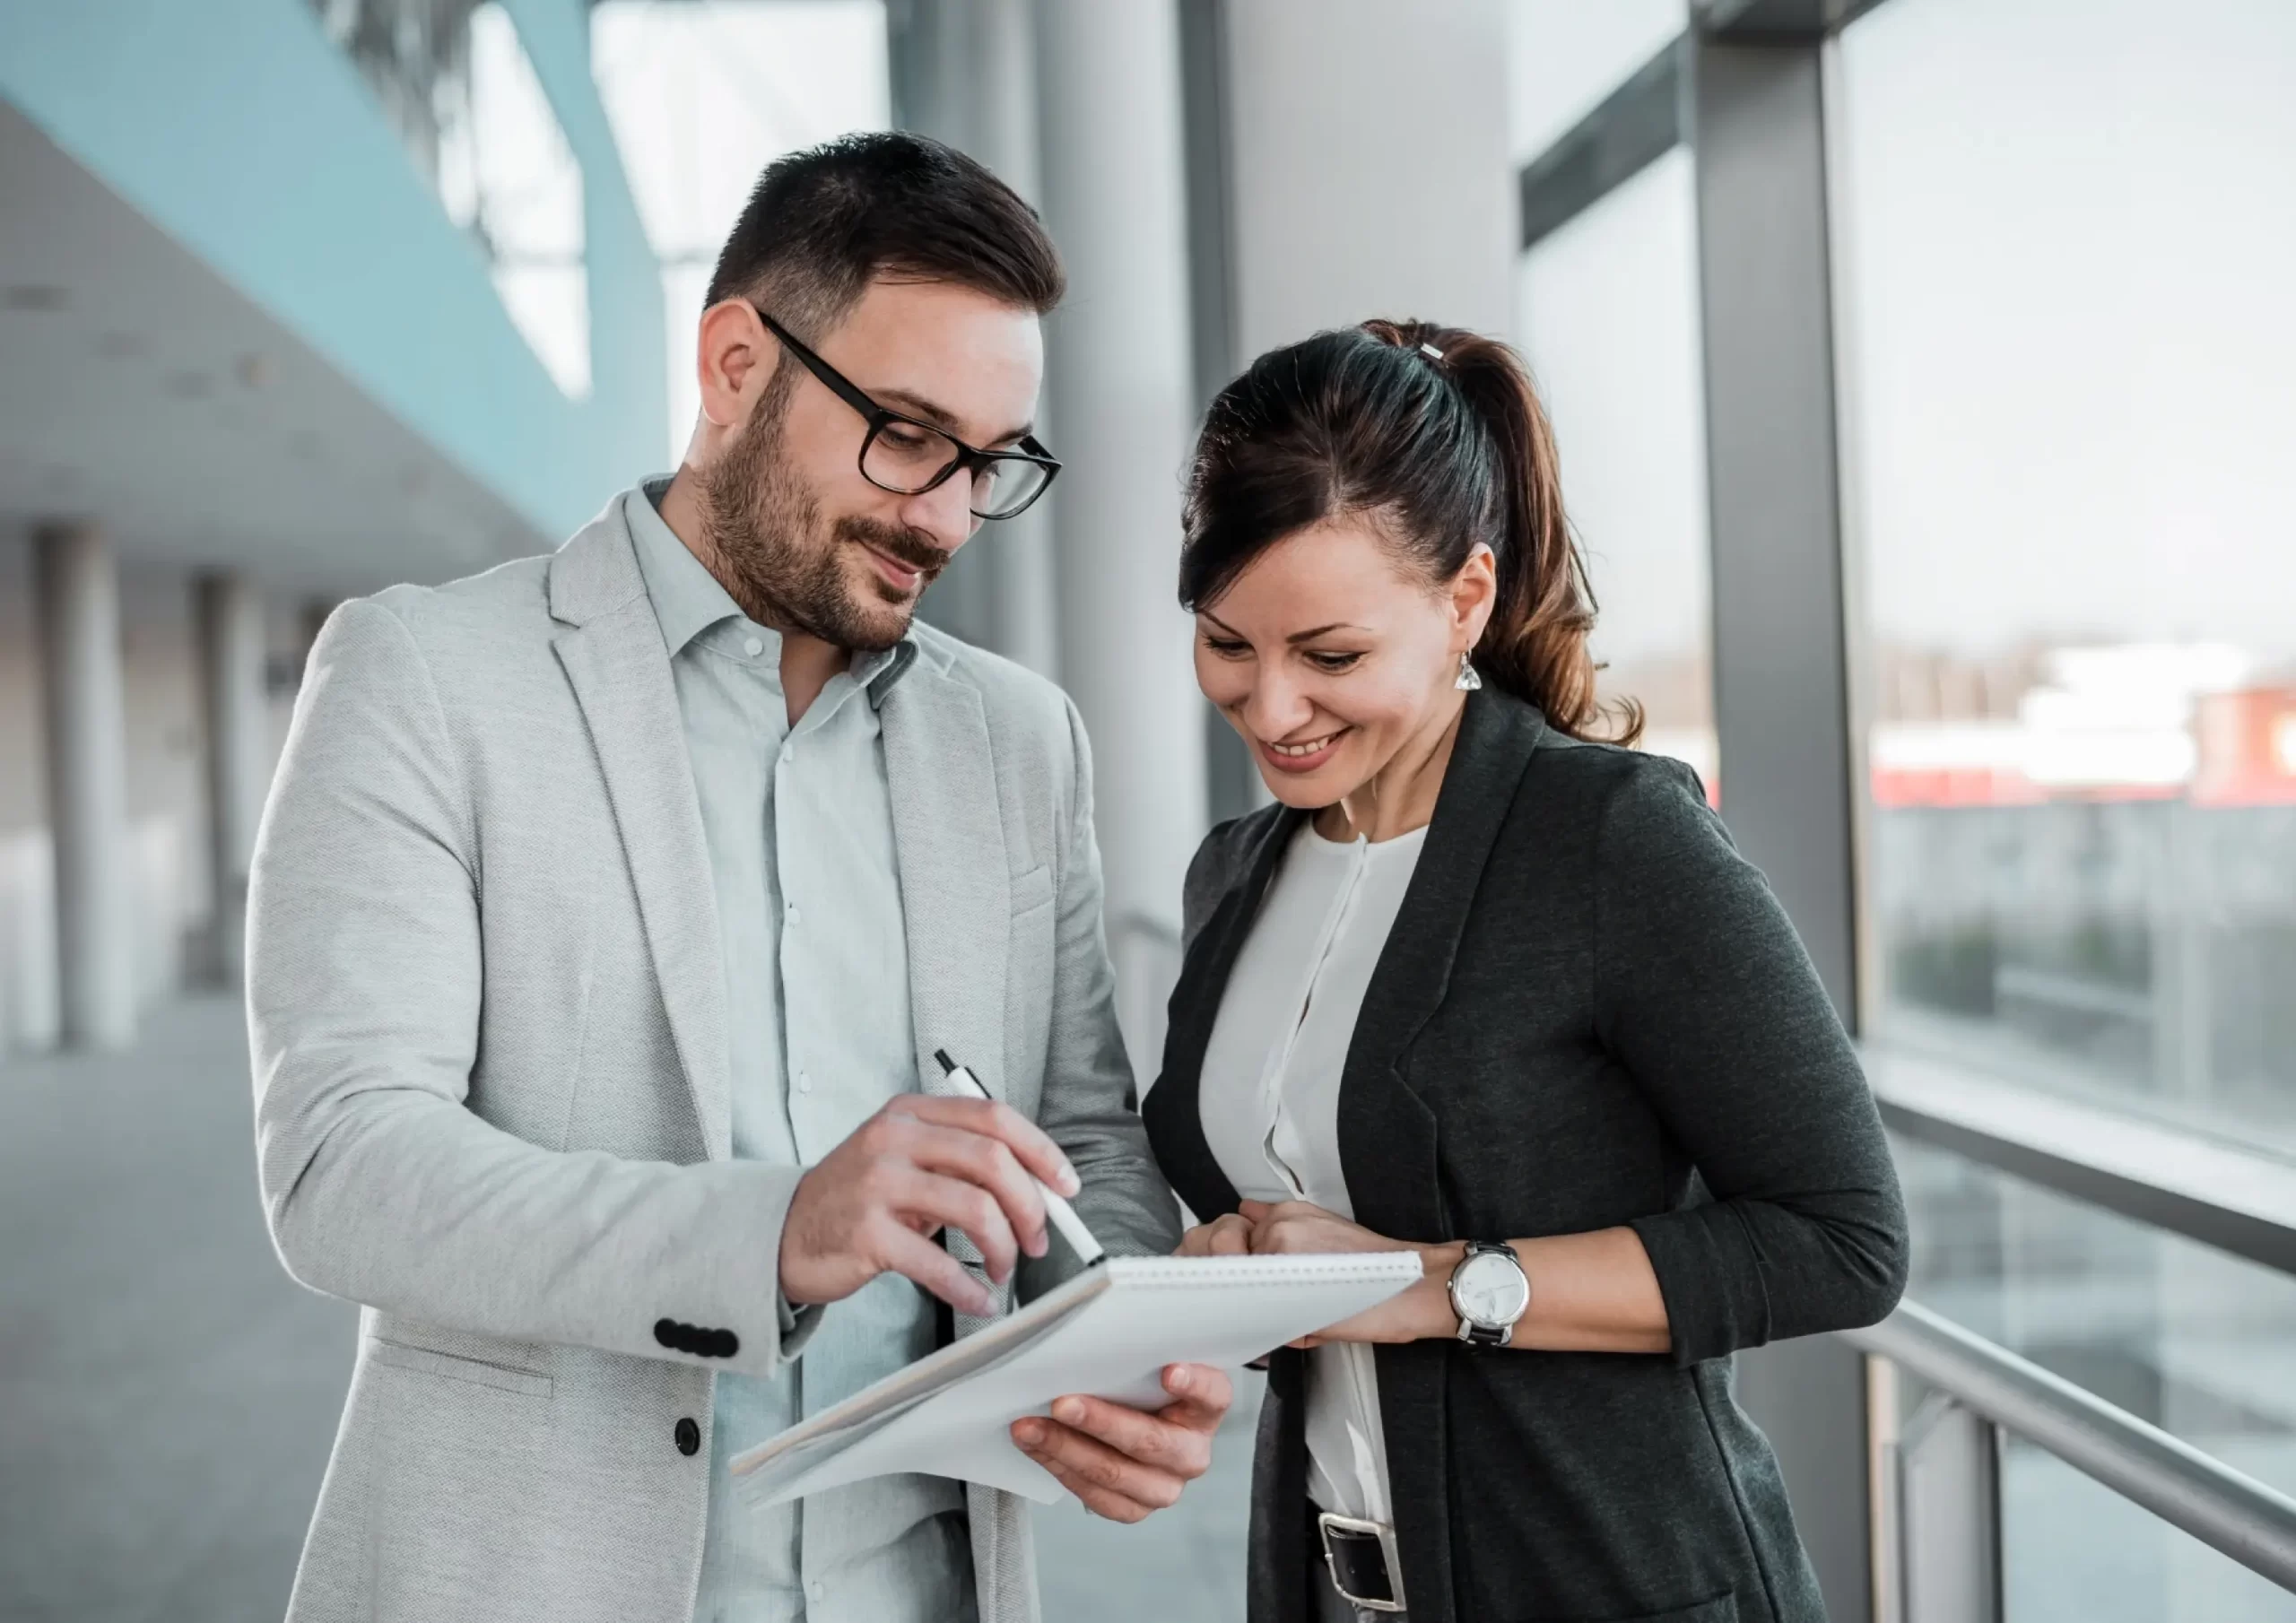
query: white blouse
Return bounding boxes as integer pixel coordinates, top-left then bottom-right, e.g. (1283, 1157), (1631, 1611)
(1197, 818), (1428, 1525)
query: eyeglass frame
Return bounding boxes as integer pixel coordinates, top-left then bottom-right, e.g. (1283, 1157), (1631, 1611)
(750, 307), (1062, 521)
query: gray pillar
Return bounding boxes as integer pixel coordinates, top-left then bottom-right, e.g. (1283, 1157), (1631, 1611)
(887, 0), (1060, 679)
(1033, 0), (1205, 1046)
(197, 571), (266, 988)
(1219, 0), (1515, 357)
(34, 522), (136, 1050)
(1692, 34), (1873, 1623)
(972, 0), (1061, 681)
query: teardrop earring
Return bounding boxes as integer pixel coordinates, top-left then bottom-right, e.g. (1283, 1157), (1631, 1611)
(1455, 651), (1483, 692)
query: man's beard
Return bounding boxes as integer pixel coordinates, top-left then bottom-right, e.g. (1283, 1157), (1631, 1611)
(697, 395), (952, 654)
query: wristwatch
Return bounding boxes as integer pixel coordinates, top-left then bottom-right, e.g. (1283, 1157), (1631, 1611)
(1448, 1241), (1531, 1347)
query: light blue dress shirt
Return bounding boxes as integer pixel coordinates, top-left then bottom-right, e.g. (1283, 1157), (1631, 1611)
(626, 483), (973, 1623)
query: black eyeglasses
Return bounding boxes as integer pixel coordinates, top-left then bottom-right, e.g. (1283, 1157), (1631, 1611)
(752, 308), (1061, 521)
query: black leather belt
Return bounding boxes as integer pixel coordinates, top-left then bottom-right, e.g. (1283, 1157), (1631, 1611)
(1316, 1509), (1405, 1613)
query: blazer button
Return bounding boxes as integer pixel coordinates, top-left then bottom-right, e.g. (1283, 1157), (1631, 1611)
(674, 1417), (700, 1457)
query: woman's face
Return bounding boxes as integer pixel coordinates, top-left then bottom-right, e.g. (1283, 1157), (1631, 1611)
(1193, 519), (1495, 810)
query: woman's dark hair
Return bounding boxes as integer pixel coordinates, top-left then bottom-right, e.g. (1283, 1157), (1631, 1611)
(1178, 319), (1638, 745)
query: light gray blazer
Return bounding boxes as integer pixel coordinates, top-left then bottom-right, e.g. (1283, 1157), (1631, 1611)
(248, 499), (1180, 1623)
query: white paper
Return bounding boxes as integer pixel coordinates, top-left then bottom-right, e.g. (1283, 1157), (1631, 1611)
(729, 1252), (1425, 1506)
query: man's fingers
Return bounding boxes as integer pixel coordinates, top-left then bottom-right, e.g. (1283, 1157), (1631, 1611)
(1020, 1446), (1153, 1523)
(902, 1120), (1050, 1259)
(887, 1168), (1021, 1286)
(1041, 1393), (1213, 1478)
(1207, 1217), (1251, 1256)
(1013, 1415), (1187, 1513)
(1162, 1362), (1234, 1428)
(877, 1225), (996, 1317)
(892, 1094), (1078, 1196)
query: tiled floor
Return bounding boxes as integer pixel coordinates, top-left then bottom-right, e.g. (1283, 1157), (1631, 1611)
(0, 995), (1256, 1621)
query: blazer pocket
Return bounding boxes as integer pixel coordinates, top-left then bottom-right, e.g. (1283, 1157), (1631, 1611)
(1010, 863), (1056, 916)
(367, 1336), (554, 1399)
(1526, 1593), (1735, 1623)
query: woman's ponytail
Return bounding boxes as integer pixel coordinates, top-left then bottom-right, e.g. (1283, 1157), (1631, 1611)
(1429, 327), (1640, 745)
(1181, 317), (1639, 746)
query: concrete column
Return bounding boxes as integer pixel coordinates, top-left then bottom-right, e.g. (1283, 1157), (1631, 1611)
(34, 522), (135, 1050)
(1033, 0), (1205, 1003)
(1219, 0), (1515, 357)
(196, 571), (266, 988)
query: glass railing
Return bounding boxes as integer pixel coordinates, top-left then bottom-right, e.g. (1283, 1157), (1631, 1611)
(1850, 1299), (2296, 1622)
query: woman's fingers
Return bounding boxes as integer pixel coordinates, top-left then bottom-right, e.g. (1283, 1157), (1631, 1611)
(1177, 1214), (1255, 1256)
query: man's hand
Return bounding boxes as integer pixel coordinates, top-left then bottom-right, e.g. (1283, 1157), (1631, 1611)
(1010, 1364), (1233, 1523)
(779, 1093), (1081, 1317)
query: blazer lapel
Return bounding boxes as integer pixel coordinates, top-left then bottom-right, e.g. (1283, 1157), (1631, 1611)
(1338, 688), (1545, 1243)
(877, 658), (1010, 1101)
(1143, 803), (1301, 1221)
(550, 514), (734, 1159)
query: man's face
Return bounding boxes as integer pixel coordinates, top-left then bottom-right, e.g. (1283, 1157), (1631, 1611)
(700, 278), (1045, 652)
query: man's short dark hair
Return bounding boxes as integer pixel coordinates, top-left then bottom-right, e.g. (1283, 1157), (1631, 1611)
(704, 131), (1065, 341)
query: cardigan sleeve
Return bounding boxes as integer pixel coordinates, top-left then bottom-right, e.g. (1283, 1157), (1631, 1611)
(1596, 756), (1909, 1367)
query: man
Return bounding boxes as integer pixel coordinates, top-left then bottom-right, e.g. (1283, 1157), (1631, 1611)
(249, 132), (1229, 1623)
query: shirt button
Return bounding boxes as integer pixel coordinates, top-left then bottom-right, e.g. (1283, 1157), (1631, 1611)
(798, 1072), (813, 1095)
(742, 635), (763, 657)
(787, 903), (800, 924)
(809, 1581), (826, 1603)
(674, 1417), (700, 1456)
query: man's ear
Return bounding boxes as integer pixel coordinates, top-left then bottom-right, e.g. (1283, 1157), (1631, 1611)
(695, 299), (774, 430)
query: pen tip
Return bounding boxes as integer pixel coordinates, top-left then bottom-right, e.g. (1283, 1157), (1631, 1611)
(934, 1049), (955, 1074)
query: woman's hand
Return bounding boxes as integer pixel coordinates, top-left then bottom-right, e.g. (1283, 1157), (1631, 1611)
(1175, 1213), (1256, 1257)
(1237, 1199), (1456, 1348)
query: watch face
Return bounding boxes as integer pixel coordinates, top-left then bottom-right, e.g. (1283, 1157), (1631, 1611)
(1456, 1252), (1529, 1325)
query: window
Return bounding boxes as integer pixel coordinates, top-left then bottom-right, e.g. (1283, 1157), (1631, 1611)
(1838, 0), (2296, 1155)
(1504, 0), (1686, 163)
(590, 1), (889, 467)
(1518, 148), (1717, 791)
(309, 0), (592, 396)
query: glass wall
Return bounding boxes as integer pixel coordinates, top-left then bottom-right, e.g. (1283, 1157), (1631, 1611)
(309, 0), (594, 397)
(1837, 0), (2296, 1156)
(1504, 0), (1686, 163)
(590, 0), (889, 467)
(1518, 148), (1717, 790)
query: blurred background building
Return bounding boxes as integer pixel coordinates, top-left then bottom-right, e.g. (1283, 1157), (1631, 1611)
(4, 1), (2296, 1619)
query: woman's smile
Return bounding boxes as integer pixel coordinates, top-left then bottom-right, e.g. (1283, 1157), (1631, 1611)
(1257, 728), (1351, 774)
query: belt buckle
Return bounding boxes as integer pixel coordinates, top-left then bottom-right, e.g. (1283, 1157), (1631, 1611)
(1316, 1510), (1406, 1613)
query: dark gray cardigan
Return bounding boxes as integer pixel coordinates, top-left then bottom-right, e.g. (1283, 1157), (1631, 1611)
(1144, 688), (1908, 1623)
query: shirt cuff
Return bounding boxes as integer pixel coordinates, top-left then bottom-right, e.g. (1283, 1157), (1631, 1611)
(777, 1290), (825, 1359)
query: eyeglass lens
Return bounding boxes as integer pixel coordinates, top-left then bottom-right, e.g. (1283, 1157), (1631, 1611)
(861, 421), (1050, 518)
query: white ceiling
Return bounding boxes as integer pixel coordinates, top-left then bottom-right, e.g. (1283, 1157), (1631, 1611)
(0, 98), (549, 597)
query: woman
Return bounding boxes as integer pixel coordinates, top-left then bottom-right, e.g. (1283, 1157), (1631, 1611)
(1143, 320), (1908, 1623)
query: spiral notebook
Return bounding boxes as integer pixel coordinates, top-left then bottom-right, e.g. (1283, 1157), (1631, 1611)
(728, 1251), (1424, 1506)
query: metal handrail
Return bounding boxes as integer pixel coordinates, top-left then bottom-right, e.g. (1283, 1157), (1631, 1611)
(1866, 1045), (2296, 1280)
(1845, 1300), (2296, 1591)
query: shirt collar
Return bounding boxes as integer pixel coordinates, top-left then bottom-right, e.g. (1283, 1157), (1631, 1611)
(624, 479), (918, 704)
(626, 479), (743, 658)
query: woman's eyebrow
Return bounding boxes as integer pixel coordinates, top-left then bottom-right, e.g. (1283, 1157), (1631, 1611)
(1286, 622), (1367, 643)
